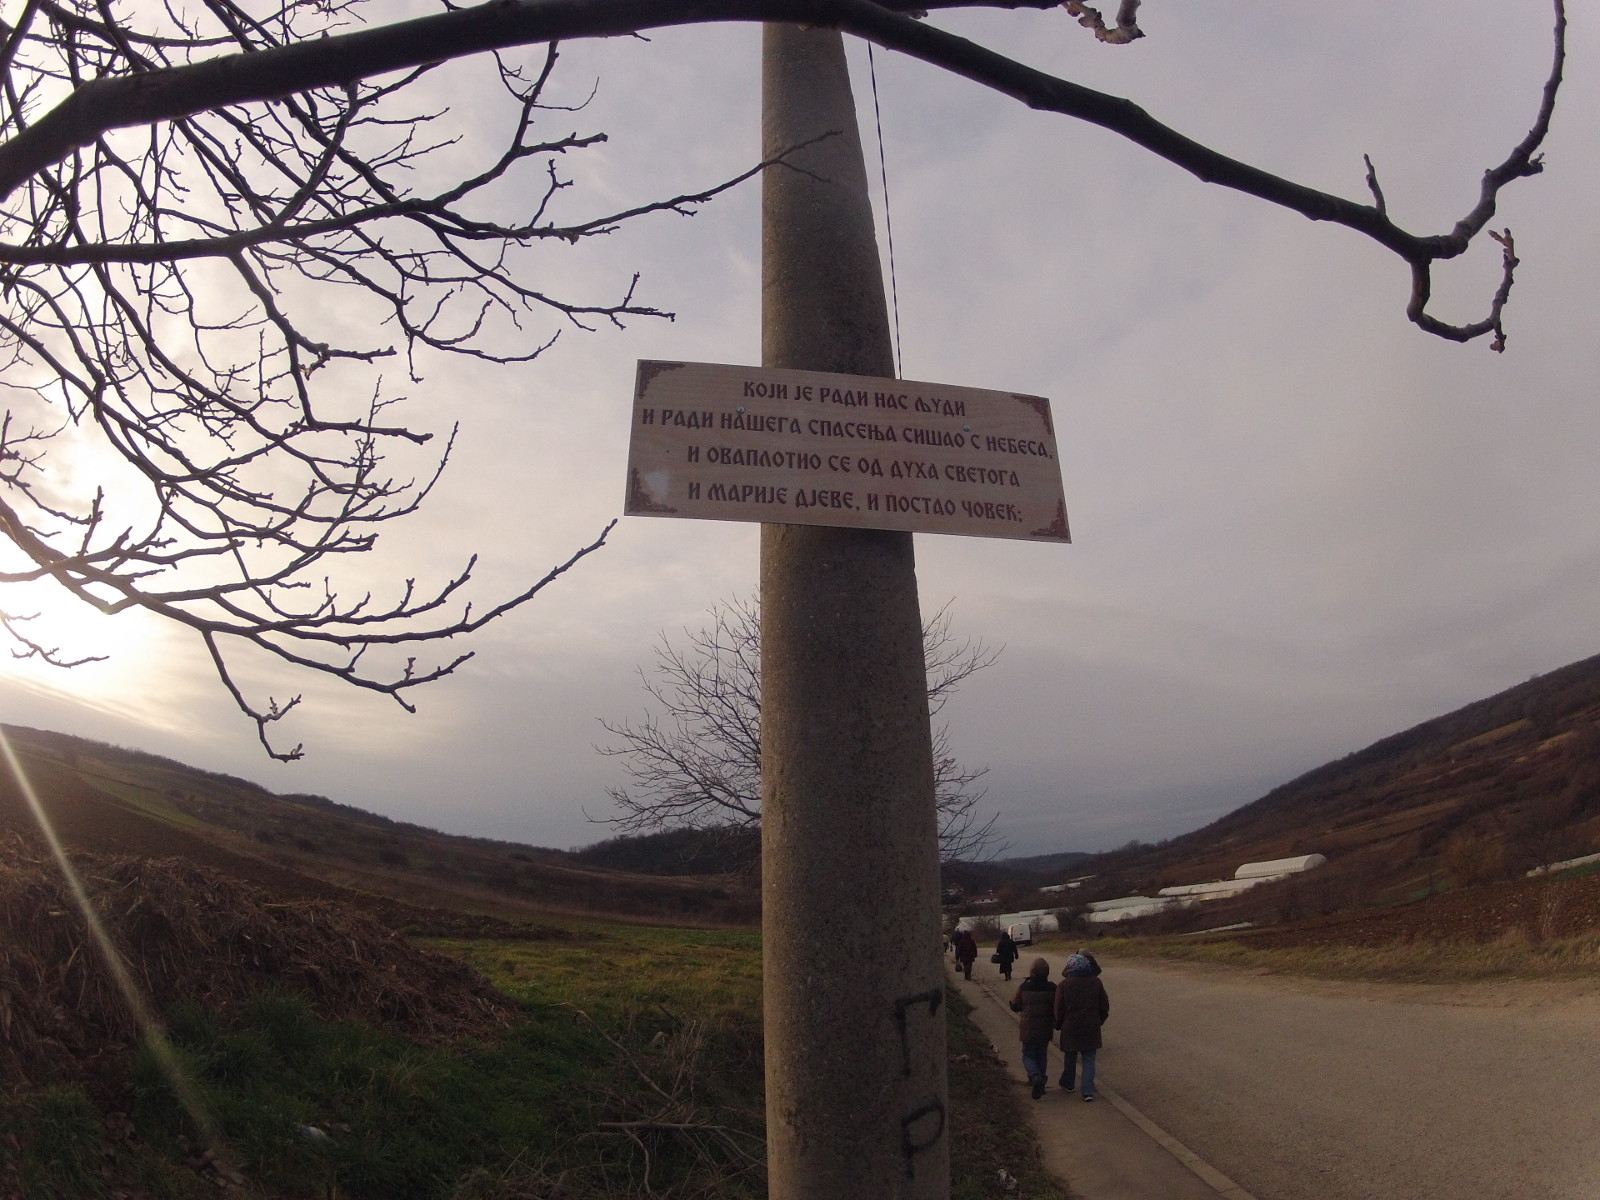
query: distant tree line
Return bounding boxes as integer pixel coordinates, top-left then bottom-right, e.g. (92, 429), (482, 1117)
(572, 827), (762, 877)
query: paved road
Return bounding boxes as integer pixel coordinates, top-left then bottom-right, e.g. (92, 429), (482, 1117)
(955, 959), (1234, 1200)
(1099, 958), (1600, 1200)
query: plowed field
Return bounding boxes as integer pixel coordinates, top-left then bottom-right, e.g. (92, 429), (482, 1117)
(1240, 869), (1600, 949)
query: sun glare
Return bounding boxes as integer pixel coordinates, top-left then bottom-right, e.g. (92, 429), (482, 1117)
(0, 583), (191, 721)
(0, 727), (229, 1163)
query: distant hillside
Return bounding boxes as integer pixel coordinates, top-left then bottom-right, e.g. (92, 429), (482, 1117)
(572, 826), (760, 876)
(0, 725), (757, 926)
(994, 850), (1094, 880)
(934, 851), (1093, 901)
(568, 829), (1096, 887)
(1066, 652), (1600, 925)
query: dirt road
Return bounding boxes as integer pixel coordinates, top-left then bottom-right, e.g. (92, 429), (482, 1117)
(1102, 959), (1600, 1200)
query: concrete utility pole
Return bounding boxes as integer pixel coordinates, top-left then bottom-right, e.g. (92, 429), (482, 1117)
(760, 23), (949, 1200)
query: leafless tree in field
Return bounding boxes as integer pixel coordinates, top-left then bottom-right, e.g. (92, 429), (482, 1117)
(599, 597), (1002, 861)
(0, 0), (1566, 756)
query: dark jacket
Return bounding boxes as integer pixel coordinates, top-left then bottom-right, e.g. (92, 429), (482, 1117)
(1009, 976), (1056, 1043)
(953, 931), (977, 964)
(1054, 974), (1109, 1052)
(995, 933), (1019, 966)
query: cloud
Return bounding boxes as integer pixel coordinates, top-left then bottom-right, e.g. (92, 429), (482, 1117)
(2, 3), (1594, 857)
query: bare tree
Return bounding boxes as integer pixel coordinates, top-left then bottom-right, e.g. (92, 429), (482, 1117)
(598, 596), (1002, 861)
(0, 1), (786, 757)
(0, 0), (1567, 755)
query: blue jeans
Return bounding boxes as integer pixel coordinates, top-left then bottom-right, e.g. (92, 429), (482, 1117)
(1060, 1049), (1098, 1097)
(1021, 1040), (1050, 1084)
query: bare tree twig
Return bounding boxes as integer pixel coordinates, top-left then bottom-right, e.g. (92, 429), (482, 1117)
(0, 0), (1562, 341)
(1063, 0), (1143, 44)
(568, 1004), (766, 1195)
(597, 595), (1001, 862)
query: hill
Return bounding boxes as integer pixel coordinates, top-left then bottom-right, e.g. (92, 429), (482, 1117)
(14, 637), (1600, 946)
(989, 850), (1095, 880)
(1062, 651), (1600, 935)
(0, 725), (757, 928)
(571, 825), (762, 875)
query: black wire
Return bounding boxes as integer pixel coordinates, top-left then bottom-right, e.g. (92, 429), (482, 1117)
(867, 43), (903, 380)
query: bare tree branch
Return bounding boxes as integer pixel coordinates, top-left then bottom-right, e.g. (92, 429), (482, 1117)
(598, 595), (1002, 862)
(569, 1004), (766, 1196)
(0, 0), (1564, 349)
(0, 4), (815, 753)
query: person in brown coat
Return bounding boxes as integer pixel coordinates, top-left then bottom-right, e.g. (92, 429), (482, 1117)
(1054, 952), (1110, 1101)
(1009, 957), (1056, 1099)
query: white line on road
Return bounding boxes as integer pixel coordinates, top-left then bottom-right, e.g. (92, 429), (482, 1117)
(1098, 1085), (1256, 1200)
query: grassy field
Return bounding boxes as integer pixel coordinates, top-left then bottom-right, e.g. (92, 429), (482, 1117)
(1072, 925), (1600, 984)
(445, 925), (1074, 1198)
(78, 771), (211, 832)
(431, 921), (764, 1023)
(4, 917), (1069, 1200)
(3, 985), (649, 1200)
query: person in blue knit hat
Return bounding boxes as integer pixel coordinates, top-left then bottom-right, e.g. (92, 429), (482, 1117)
(1054, 952), (1110, 1100)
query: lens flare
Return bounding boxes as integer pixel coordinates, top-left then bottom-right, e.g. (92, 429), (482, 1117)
(0, 728), (229, 1163)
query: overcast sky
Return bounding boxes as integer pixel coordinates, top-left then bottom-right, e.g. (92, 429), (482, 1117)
(2, 1), (1595, 857)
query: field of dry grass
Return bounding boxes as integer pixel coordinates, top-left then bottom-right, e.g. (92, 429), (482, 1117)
(1095, 925), (1600, 984)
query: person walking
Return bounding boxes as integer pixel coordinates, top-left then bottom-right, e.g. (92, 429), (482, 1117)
(1054, 952), (1110, 1101)
(953, 928), (978, 980)
(1009, 957), (1057, 1099)
(994, 928), (1020, 982)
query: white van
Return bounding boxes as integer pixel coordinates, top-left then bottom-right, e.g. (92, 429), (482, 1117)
(1007, 921), (1033, 947)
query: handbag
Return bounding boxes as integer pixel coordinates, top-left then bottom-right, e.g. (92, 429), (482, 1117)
(990, 953), (1002, 964)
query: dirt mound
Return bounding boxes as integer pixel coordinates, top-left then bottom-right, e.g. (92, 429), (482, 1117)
(0, 835), (518, 1089)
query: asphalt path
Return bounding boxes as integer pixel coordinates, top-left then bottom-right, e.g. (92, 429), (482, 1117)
(1099, 958), (1600, 1200)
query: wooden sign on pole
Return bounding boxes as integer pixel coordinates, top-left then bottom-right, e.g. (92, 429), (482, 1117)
(624, 360), (1070, 542)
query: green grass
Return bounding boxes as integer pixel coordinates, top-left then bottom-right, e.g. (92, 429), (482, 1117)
(1084, 928), (1600, 983)
(0, 1085), (108, 1199)
(424, 921), (763, 1024)
(7, 920), (765, 1200)
(118, 988), (623, 1200)
(447, 925), (1069, 1195)
(77, 771), (209, 831)
(7, 917), (1071, 1198)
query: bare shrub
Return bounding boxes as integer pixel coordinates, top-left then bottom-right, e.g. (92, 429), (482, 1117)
(1531, 885), (1567, 945)
(1053, 905), (1087, 932)
(599, 597), (999, 863)
(1444, 834), (1507, 887)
